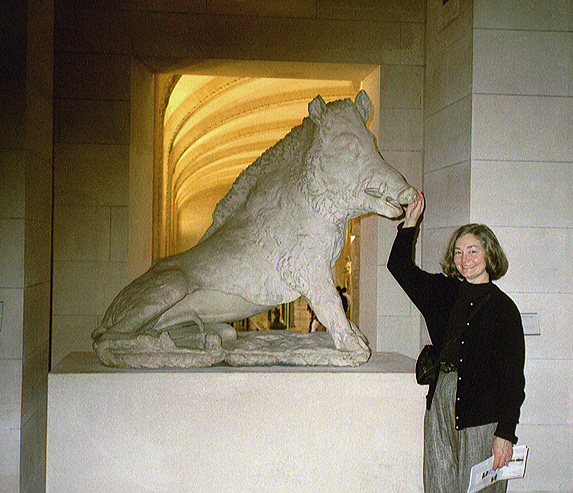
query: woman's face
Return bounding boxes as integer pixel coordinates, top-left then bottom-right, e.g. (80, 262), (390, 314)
(454, 233), (489, 284)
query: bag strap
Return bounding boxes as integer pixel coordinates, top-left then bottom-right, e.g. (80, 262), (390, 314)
(438, 292), (492, 362)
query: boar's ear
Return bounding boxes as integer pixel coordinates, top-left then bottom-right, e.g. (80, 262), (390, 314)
(309, 95), (327, 126)
(354, 90), (371, 123)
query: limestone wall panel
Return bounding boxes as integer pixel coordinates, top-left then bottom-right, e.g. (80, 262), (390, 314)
(52, 261), (128, 317)
(424, 47), (447, 116)
(380, 65), (423, 109)
(376, 316), (420, 359)
(423, 161), (471, 230)
(27, 0), (54, 99)
(110, 207), (129, 262)
(318, 0), (424, 23)
(474, 30), (572, 97)
(21, 343), (49, 426)
(26, 88), (54, 163)
(445, 32), (472, 105)
(55, 8), (414, 66)
(494, 227), (572, 296)
(474, 0), (572, 31)
(0, 359), (22, 429)
(424, 96), (472, 172)
(56, 0), (207, 13)
(53, 205), (111, 262)
(54, 143), (129, 207)
(0, 289), (24, 360)
(25, 153), (52, 224)
(19, 396), (48, 493)
(521, 358), (573, 426)
(51, 315), (99, 367)
(23, 282), (51, 358)
(54, 8), (133, 54)
(0, 428), (20, 491)
(54, 52), (131, 101)
(210, 0), (315, 18)
(472, 94), (573, 163)
(400, 22), (425, 65)
(57, 99), (130, 145)
(0, 150), (26, 219)
(511, 292), (573, 361)
(0, 83), (26, 150)
(1, 5), (26, 82)
(514, 424), (573, 492)
(0, 219), (25, 289)
(379, 108), (422, 152)
(421, 226), (457, 275)
(426, 0), (473, 52)
(471, 160), (573, 229)
(24, 219), (51, 287)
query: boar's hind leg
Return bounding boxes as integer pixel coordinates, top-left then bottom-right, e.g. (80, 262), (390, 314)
(91, 268), (189, 342)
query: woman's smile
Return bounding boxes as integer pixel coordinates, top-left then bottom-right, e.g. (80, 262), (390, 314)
(454, 233), (489, 284)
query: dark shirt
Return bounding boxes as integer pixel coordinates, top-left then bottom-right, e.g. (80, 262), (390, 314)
(387, 223), (526, 443)
(442, 281), (493, 366)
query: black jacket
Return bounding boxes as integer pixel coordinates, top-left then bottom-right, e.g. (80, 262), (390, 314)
(387, 224), (526, 443)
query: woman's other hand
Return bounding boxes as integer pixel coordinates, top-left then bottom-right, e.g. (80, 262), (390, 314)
(492, 436), (513, 470)
(403, 189), (425, 228)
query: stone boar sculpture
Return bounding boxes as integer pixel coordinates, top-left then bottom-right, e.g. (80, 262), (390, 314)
(92, 90), (416, 368)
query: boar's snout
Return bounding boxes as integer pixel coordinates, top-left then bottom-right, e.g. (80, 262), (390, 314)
(397, 186), (417, 206)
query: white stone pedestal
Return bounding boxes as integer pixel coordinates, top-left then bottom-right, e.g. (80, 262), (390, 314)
(47, 352), (426, 492)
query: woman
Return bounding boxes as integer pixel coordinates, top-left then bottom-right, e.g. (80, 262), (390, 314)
(387, 190), (525, 493)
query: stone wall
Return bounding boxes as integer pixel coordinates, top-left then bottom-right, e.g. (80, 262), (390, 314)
(0, 1), (53, 491)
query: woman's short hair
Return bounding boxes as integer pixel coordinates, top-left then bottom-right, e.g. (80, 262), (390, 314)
(441, 224), (509, 281)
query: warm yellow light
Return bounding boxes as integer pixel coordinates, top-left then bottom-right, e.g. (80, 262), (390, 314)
(164, 76), (360, 252)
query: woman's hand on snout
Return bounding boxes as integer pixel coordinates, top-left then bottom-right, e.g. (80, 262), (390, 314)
(492, 437), (513, 470)
(403, 189), (425, 228)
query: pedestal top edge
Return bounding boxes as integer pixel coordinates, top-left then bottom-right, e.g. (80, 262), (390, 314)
(51, 351), (416, 375)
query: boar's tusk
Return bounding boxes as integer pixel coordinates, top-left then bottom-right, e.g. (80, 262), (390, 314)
(386, 196), (401, 209)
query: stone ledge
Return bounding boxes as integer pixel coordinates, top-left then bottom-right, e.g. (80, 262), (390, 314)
(53, 350), (416, 374)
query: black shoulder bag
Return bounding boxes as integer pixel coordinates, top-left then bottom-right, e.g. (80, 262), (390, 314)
(415, 292), (491, 386)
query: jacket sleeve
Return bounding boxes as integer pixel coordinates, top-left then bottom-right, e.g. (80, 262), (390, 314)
(494, 296), (526, 443)
(387, 223), (453, 342)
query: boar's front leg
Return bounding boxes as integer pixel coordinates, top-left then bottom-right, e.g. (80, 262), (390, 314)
(305, 281), (369, 353)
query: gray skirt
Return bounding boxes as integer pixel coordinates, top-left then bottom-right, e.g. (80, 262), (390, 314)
(423, 371), (508, 493)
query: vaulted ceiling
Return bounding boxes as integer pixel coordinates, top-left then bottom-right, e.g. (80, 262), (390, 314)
(163, 76), (361, 250)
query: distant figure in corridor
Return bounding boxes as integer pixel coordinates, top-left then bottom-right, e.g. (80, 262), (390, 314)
(337, 286), (349, 316)
(387, 190), (525, 493)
